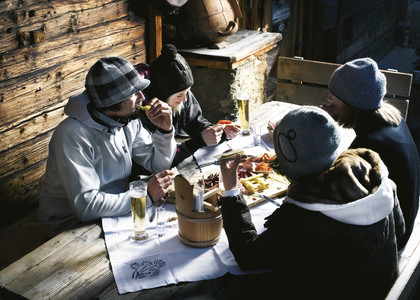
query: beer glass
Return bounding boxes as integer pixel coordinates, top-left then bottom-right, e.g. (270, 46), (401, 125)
(129, 180), (148, 241)
(237, 92), (250, 135)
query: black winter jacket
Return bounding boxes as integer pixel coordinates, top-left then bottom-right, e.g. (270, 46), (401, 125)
(140, 91), (222, 167)
(221, 149), (405, 299)
(351, 116), (419, 249)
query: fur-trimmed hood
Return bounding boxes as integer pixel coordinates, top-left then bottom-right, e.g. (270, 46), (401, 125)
(285, 148), (395, 225)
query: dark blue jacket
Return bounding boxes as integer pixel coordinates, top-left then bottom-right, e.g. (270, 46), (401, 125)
(351, 117), (419, 249)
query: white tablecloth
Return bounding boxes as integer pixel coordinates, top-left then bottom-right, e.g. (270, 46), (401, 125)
(102, 201), (275, 294)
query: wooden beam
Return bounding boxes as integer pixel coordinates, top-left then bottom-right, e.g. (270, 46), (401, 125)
(262, 0), (272, 32)
(148, 3), (162, 62)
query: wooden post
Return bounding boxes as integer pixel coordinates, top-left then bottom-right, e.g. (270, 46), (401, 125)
(251, 0), (259, 30)
(148, 2), (162, 63)
(262, 0), (272, 32)
(238, 0), (247, 29)
(295, 0), (304, 57)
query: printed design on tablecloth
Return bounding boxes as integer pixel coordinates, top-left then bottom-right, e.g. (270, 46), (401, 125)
(130, 259), (166, 279)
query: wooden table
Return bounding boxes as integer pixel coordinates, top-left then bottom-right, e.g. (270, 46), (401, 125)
(0, 101), (356, 299)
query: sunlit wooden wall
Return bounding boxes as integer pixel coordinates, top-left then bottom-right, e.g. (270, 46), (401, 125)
(0, 0), (147, 228)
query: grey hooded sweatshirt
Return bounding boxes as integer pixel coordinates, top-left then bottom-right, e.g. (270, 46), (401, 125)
(38, 91), (176, 236)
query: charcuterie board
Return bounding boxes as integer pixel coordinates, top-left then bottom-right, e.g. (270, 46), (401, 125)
(240, 172), (289, 208)
(189, 168), (289, 208)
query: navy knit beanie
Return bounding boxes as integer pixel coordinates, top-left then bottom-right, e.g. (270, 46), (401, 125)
(148, 44), (194, 101)
(328, 57), (386, 110)
(273, 106), (341, 179)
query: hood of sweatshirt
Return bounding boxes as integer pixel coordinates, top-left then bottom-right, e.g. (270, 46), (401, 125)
(284, 148), (395, 226)
(64, 91), (126, 133)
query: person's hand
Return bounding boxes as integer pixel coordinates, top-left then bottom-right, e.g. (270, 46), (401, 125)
(147, 169), (177, 202)
(219, 154), (242, 191)
(201, 125), (224, 146)
(146, 97), (173, 132)
(223, 125), (240, 140)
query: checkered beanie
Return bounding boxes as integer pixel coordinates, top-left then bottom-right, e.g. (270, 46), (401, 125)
(149, 44), (194, 101)
(273, 106), (341, 179)
(85, 57), (150, 108)
(328, 57), (386, 110)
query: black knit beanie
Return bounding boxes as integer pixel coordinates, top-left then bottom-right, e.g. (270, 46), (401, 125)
(148, 44), (194, 101)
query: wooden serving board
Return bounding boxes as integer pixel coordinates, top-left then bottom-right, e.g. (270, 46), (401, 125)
(241, 173), (289, 208)
(190, 169), (289, 208)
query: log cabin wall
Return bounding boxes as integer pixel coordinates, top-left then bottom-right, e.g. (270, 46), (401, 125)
(0, 0), (147, 229)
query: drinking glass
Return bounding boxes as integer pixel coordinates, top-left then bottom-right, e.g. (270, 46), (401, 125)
(129, 180), (148, 241)
(252, 124), (262, 146)
(236, 92), (250, 135)
(155, 207), (167, 237)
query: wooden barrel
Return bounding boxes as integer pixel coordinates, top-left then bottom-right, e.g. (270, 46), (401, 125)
(177, 212), (223, 247)
(175, 174), (223, 247)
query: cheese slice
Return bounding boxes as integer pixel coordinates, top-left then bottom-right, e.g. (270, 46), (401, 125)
(213, 149), (245, 161)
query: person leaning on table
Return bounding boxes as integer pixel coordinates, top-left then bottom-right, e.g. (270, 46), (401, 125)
(219, 106), (405, 300)
(38, 57), (177, 238)
(321, 57), (420, 250)
(136, 44), (240, 168)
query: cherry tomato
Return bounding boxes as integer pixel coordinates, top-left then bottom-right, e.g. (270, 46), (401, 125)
(218, 120), (232, 125)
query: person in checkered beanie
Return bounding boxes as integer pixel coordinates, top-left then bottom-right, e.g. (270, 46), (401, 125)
(38, 57), (177, 237)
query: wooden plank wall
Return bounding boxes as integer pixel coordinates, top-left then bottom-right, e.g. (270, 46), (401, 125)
(237, 0), (272, 31)
(299, 0), (401, 63)
(0, 0), (147, 228)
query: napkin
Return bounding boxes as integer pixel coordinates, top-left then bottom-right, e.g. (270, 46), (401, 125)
(102, 202), (274, 294)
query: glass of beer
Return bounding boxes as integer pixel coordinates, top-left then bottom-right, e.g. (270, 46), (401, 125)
(129, 180), (148, 241)
(237, 92), (250, 135)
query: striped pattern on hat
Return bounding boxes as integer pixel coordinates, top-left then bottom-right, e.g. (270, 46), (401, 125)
(85, 57), (150, 108)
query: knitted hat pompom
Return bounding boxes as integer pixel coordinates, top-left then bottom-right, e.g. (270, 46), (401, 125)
(160, 44), (178, 62)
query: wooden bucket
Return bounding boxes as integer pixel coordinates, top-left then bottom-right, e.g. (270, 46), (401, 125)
(175, 174), (223, 247)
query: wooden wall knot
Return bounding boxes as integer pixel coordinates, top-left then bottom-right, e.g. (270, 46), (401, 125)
(30, 30), (46, 44)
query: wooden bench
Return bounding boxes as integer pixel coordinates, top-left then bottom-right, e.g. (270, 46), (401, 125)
(274, 56), (413, 120)
(385, 213), (420, 299)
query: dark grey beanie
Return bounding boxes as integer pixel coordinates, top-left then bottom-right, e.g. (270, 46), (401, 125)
(85, 57), (150, 108)
(328, 57), (386, 110)
(273, 106), (341, 179)
(148, 44), (194, 101)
